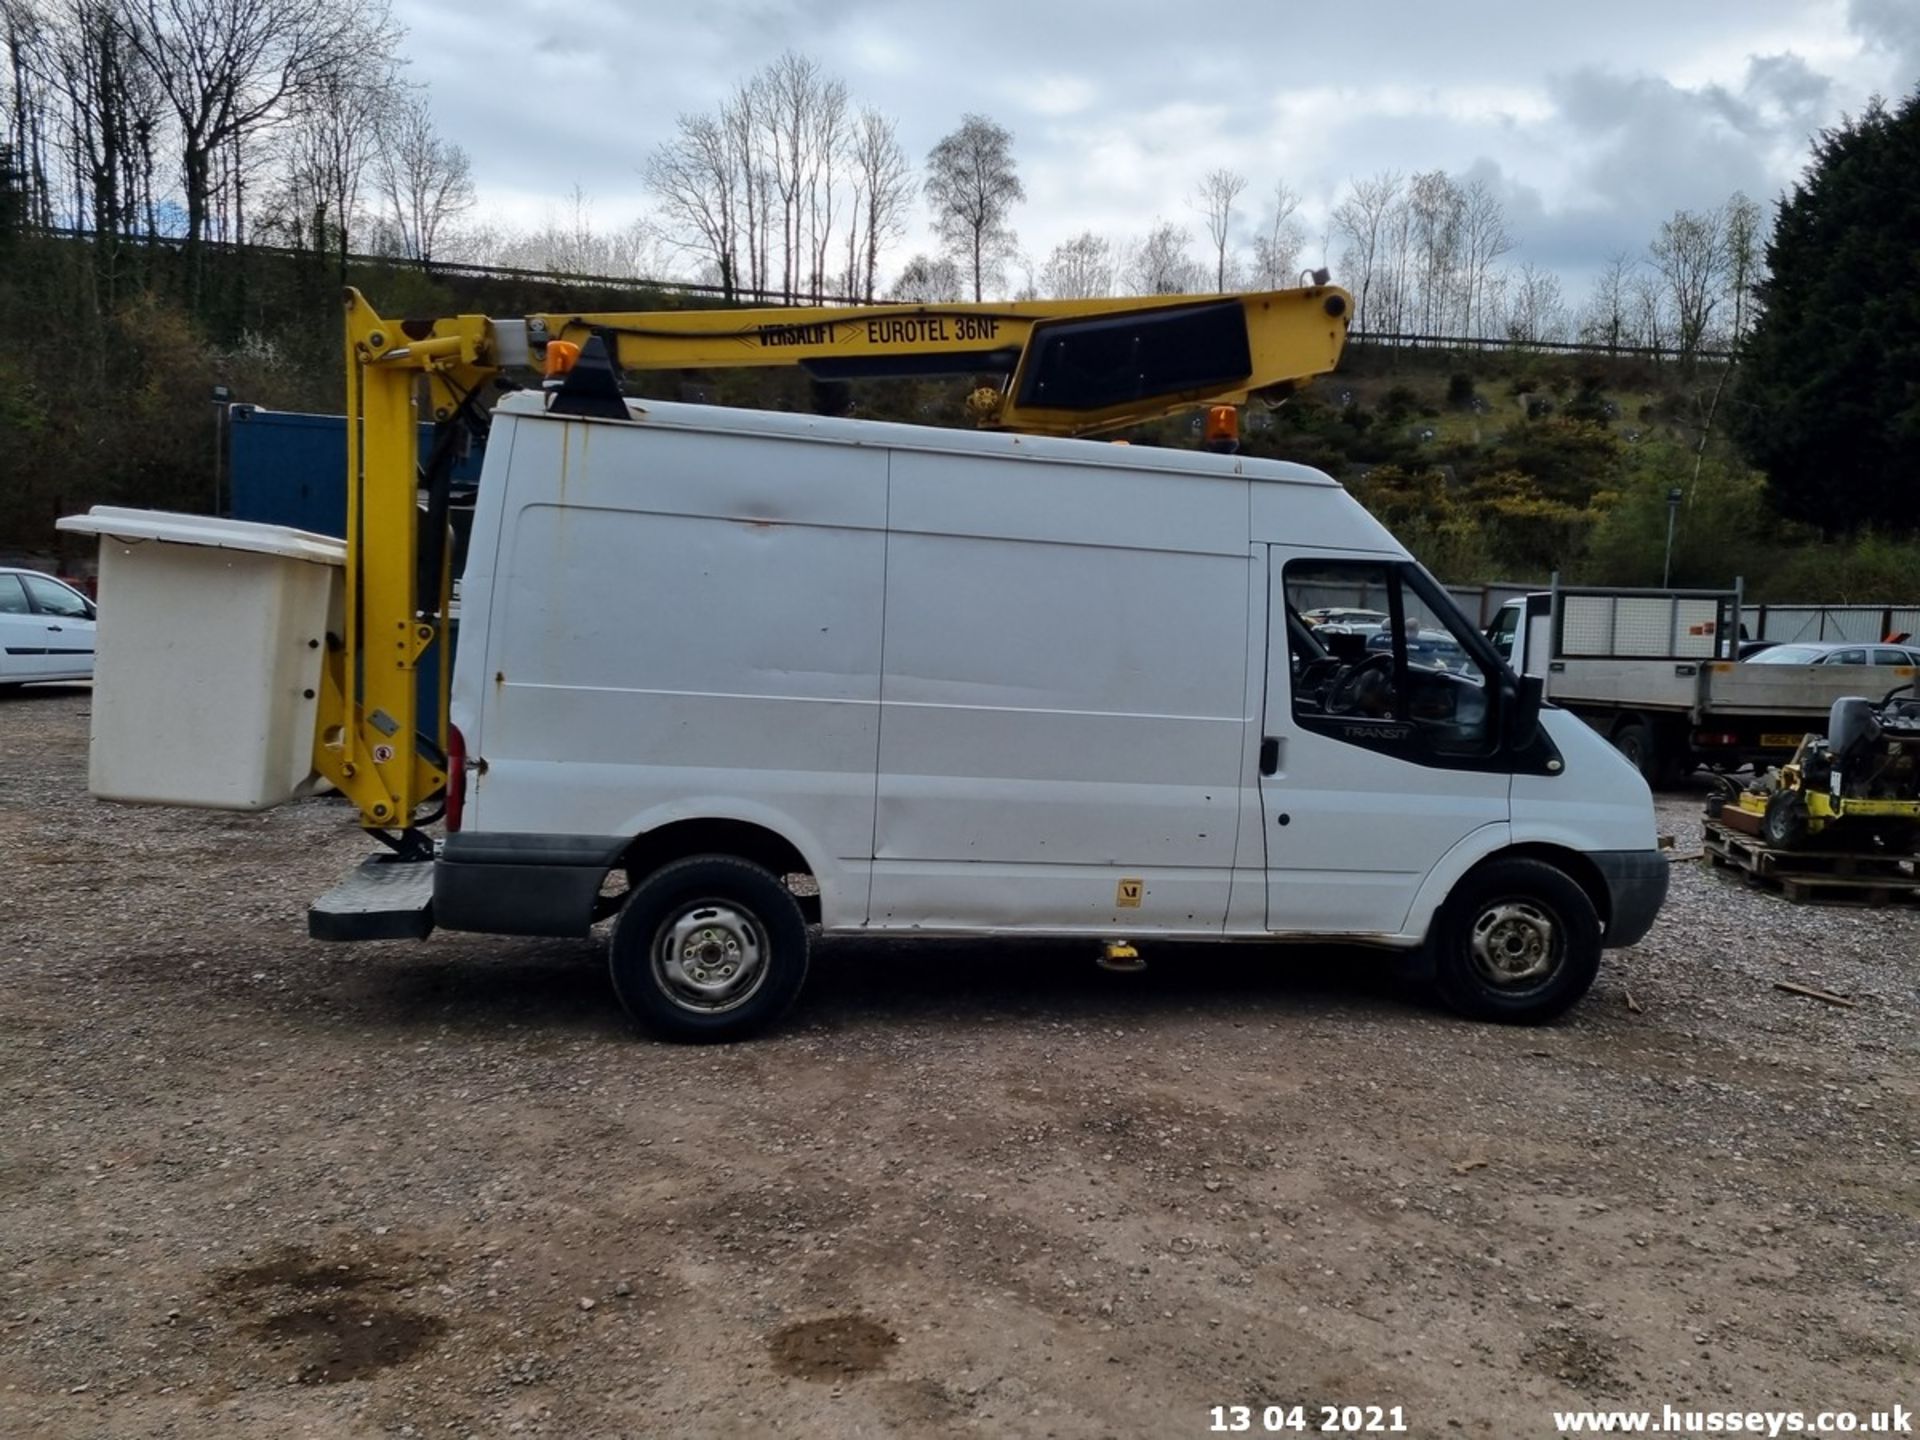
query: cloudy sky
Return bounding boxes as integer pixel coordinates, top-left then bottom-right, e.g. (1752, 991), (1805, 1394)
(393, 0), (1919, 295)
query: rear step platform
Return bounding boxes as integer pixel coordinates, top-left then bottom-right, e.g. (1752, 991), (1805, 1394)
(309, 856), (436, 941)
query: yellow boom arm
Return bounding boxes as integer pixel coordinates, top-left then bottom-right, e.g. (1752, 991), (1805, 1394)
(323, 284), (1352, 836)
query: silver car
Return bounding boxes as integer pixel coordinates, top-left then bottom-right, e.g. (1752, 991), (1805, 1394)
(1744, 640), (1920, 668)
(0, 568), (96, 688)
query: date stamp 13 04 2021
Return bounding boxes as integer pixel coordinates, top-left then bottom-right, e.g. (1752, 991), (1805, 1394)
(1208, 1404), (1410, 1434)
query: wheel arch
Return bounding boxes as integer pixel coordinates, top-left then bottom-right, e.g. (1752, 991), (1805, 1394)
(1404, 828), (1612, 942)
(617, 814), (825, 923)
(1487, 842), (1612, 933)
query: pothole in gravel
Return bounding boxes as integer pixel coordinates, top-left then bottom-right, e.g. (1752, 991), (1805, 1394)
(255, 1301), (449, 1385)
(221, 1252), (389, 1295)
(209, 1242), (450, 1384)
(768, 1315), (899, 1381)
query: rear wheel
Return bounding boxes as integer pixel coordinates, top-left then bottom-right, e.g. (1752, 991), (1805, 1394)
(1432, 858), (1601, 1024)
(1611, 718), (1659, 784)
(609, 855), (810, 1042)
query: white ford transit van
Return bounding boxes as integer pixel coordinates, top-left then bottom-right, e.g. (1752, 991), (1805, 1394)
(431, 393), (1667, 1038)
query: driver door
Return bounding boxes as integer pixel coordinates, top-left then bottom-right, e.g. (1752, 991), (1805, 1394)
(1259, 552), (1509, 935)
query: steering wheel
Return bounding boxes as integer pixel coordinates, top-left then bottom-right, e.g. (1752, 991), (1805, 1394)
(1326, 651), (1396, 716)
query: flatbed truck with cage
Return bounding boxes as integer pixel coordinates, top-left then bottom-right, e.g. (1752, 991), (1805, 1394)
(1487, 581), (1917, 783)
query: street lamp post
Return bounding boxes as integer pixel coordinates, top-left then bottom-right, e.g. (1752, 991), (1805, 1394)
(1663, 485), (1684, 587)
(211, 385), (231, 515)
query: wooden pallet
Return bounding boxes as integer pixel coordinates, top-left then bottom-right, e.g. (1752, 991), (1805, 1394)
(1702, 822), (1920, 907)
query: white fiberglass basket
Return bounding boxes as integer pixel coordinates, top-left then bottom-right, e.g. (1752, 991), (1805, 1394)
(56, 507), (345, 811)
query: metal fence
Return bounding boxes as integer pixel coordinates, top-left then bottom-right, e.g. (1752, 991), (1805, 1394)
(1289, 578), (1535, 630)
(1347, 330), (1734, 364)
(1740, 605), (1920, 644)
(19, 228), (1740, 361)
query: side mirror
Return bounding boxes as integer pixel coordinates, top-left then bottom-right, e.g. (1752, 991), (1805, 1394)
(1510, 673), (1545, 746)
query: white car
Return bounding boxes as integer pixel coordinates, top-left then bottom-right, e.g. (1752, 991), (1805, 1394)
(0, 567), (96, 688)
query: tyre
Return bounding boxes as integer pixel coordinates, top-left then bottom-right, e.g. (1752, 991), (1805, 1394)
(1760, 791), (1809, 850)
(1611, 719), (1659, 785)
(608, 855), (810, 1042)
(1431, 858), (1601, 1024)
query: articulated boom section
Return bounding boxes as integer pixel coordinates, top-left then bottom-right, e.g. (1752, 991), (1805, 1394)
(327, 283), (1352, 836)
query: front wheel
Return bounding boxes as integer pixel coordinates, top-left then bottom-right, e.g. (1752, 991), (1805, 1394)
(609, 855), (811, 1042)
(1761, 791), (1810, 850)
(1431, 858), (1601, 1024)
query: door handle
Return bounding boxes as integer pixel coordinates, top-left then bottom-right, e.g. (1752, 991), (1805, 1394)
(1259, 735), (1281, 775)
(46, 624), (62, 632)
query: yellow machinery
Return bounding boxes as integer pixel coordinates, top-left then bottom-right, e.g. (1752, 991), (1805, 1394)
(1710, 682), (1920, 852)
(323, 282), (1353, 848)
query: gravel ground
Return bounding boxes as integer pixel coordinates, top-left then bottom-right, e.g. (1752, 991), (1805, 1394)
(2, 686), (1916, 1439)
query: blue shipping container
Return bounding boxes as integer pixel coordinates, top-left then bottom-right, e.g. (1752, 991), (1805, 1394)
(227, 405), (480, 745)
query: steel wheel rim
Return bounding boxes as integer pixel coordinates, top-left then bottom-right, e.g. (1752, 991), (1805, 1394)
(1468, 898), (1561, 989)
(651, 901), (770, 1014)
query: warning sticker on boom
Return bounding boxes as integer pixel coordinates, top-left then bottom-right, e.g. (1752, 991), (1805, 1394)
(1116, 878), (1143, 908)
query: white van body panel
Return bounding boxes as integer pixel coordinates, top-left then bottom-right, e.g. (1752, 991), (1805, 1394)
(446, 394), (1665, 951)
(1260, 544), (1510, 935)
(868, 446), (1253, 933)
(457, 406), (889, 923)
(1511, 709), (1658, 853)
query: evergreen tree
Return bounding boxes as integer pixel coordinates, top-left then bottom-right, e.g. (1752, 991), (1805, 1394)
(1734, 92), (1920, 535)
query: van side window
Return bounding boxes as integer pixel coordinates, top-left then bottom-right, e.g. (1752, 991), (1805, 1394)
(1285, 560), (1496, 761)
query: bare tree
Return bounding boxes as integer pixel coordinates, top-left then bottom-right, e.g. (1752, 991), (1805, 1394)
(722, 77), (767, 297)
(799, 69), (846, 300)
(1649, 205), (1727, 366)
(2, 0), (57, 226)
(36, 0), (164, 302)
(1406, 169), (1461, 333)
(1456, 177), (1513, 337)
(1191, 165), (1245, 291)
(1721, 190), (1764, 347)
(372, 88), (471, 266)
(760, 49), (822, 300)
(1506, 261), (1565, 345)
(1123, 220), (1199, 295)
(281, 61), (390, 278)
(490, 187), (667, 278)
(844, 105), (910, 302)
(1248, 179), (1304, 288)
(1579, 251), (1637, 353)
(1629, 267), (1668, 358)
(1040, 229), (1113, 298)
(128, 0), (385, 301)
(888, 251), (963, 303)
(649, 59), (906, 304)
(646, 108), (742, 296)
(925, 111), (1022, 301)
(1331, 170), (1400, 333)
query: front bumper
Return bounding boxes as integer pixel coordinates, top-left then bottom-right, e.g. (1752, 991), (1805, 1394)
(1591, 848), (1670, 947)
